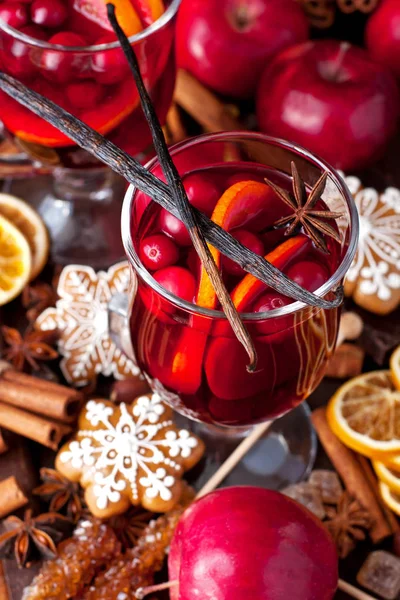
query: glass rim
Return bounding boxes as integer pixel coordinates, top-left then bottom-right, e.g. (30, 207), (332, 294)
(0, 0), (181, 52)
(121, 131), (359, 321)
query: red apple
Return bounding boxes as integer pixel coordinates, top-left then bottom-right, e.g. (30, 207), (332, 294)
(176, 0), (309, 99)
(168, 486), (338, 599)
(256, 40), (399, 172)
(366, 0), (400, 78)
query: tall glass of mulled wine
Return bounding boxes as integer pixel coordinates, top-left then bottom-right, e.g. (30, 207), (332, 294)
(120, 132), (358, 488)
(0, 0), (180, 266)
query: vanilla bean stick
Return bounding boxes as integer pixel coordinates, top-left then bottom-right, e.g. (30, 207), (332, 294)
(107, 4), (256, 371)
(0, 72), (342, 309)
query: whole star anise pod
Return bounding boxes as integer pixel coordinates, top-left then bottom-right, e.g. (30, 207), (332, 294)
(324, 492), (374, 559)
(107, 506), (154, 549)
(1, 326), (58, 372)
(22, 282), (58, 323)
(34, 468), (84, 524)
(267, 161), (342, 253)
(0, 509), (72, 568)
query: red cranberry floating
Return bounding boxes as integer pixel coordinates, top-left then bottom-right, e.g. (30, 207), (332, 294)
(3, 24), (48, 79)
(253, 291), (292, 335)
(256, 39), (400, 172)
(184, 173), (220, 216)
(153, 266), (196, 302)
(169, 486), (338, 600)
(253, 291), (291, 312)
(40, 31), (87, 83)
(66, 80), (103, 111)
(139, 233), (179, 271)
(0, 2), (28, 28)
(286, 260), (329, 292)
(91, 33), (129, 85)
(31, 0), (67, 28)
(159, 208), (192, 246)
(222, 229), (264, 277)
(365, 0), (400, 79)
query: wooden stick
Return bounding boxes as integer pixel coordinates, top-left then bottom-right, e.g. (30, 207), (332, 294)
(0, 476), (28, 518)
(0, 561), (9, 600)
(196, 421), (271, 499)
(338, 579), (378, 600)
(175, 69), (242, 132)
(0, 403), (71, 451)
(312, 408), (398, 541)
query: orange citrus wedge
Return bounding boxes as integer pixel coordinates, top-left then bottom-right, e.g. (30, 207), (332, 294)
(132, 0), (165, 25)
(0, 214), (31, 306)
(196, 181), (280, 309)
(379, 482), (400, 516)
(390, 345), (400, 391)
(0, 194), (49, 281)
(74, 0), (142, 37)
(327, 370), (400, 459)
(373, 460), (400, 494)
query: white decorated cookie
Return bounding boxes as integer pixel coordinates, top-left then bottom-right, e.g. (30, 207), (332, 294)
(36, 262), (140, 386)
(55, 394), (205, 517)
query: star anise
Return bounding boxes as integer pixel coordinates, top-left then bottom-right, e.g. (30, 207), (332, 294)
(0, 509), (72, 568)
(33, 468), (84, 524)
(22, 281), (58, 323)
(1, 326), (58, 372)
(107, 506), (154, 549)
(324, 492), (374, 559)
(267, 161), (342, 253)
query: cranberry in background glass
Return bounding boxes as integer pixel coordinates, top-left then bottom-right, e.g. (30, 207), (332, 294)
(66, 81), (103, 110)
(91, 33), (129, 85)
(30, 0), (67, 28)
(0, 2), (28, 28)
(365, 0), (400, 78)
(222, 229), (264, 277)
(139, 233), (179, 270)
(153, 266), (196, 303)
(256, 39), (400, 172)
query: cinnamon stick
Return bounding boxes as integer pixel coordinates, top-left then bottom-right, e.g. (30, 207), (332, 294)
(0, 430), (8, 455)
(0, 403), (71, 451)
(0, 370), (83, 423)
(312, 407), (398, 542)
(0, 476), (28, 519)
(0, 562), (9, 600)
(175, 69), (242, 132)
(165, 103), (187, 144)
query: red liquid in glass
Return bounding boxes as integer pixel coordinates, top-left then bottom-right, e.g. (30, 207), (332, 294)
(0, 0), (175, 165)
(130, 164), (342, 426)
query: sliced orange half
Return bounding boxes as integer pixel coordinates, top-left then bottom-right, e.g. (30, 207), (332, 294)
(327, 370), (400, 459)
(379, 482), (400, 517)
(390, 345), (400, 391)
(0, 214), (31, 305)
(132, 0), (165, 25)
(373, 460), (400, 494)
(74, 0), (142, 37)
(0, 194), (49, 281)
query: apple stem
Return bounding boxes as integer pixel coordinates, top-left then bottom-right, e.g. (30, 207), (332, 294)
(135, 580), (179, 599)
(331, 42), (351, 80)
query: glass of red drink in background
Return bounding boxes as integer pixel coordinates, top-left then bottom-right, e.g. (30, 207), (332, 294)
(119, 132), (358, 488)
(0, 0), (180, 266)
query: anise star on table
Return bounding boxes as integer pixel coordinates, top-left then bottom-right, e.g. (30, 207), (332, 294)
(0, 509), (72, 568)
(22, 282), (58, 323)
(267, 161), (342, 253)
(34, 468), (84, 524)
(324, 492), (374, 559)
(1, 326), (58, 372)
(107, 506), (154, 549)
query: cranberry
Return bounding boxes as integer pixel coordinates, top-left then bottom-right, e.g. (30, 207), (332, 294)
(30, 0), (67, 28)
(184, 173), (220, 216)
(286, 260), (329, 292)
(0, 2), (28, 28)
(159, 208), (192, 246)
(253, 292), (292, 336)
(223, 229), (264, 277)
(153, 266), (196, 302)
(253, 292), (291, 313)
(139, 233), (179, 271)
(91, 34), (129, 85)
(40, 31), (87, 83)
(3, 24), (48, 79)
(66, 80), (103, 111)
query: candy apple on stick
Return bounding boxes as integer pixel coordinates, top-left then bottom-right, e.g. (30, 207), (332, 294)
(137, 487), (338, 600)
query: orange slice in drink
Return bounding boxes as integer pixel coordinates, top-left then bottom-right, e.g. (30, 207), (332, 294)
(73, 0), (142, 37)
(132, 0), (165, 26)
(327, 371), (400, 459)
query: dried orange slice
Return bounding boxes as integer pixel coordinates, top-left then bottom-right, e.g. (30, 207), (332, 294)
(373, 460), (400, 494)
(0, 214), (31, 306)
(327, 371), (400, 458)
(379, 482), (400, 516)
(390, 345), (400, 391)
(0, 194), (49, 281)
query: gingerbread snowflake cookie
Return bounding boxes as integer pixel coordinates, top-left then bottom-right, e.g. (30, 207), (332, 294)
(55, 393), (205, 517)
(36, 263), (140, 386)
(343, 176), (400, 315)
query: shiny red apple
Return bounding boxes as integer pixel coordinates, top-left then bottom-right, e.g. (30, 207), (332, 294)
(256, 40), (399, 172)
(176, 0), (309, 99)
(365, 0), (400, 78)
(168, 486), (338, 599)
